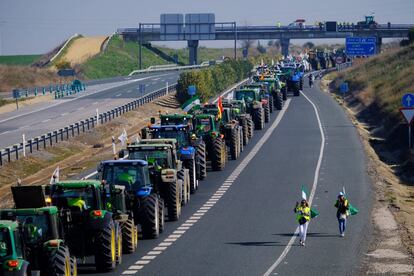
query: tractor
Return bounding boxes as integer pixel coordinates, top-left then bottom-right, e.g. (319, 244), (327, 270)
(222, 99), (255, 146)
(233, 88), (266, 130)
(1, 185), (77, 276)
(121, 143), (183, 221)
(279, 65), (302, 97)
(193, 114), (227, 171)
(98, 159), (165, 240)
(47, 180), (124, 272)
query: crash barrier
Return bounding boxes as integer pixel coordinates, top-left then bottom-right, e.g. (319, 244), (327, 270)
(0, 83), (177, 166)
(336, 62), (353, 71)
(10, 80), (86, 100)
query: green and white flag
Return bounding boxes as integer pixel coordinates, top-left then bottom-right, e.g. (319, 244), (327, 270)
(182, 96), (200, 112)
(301, 185), (307, 200)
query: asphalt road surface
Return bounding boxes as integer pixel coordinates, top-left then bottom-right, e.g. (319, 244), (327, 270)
(0, 71), (180, 149)
(80, 81), (372, 276)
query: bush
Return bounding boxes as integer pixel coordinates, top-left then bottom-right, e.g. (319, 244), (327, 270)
(176, 59), (253, 104)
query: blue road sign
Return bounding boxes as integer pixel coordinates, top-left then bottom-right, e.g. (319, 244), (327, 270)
(12, 89), (21, 99)
(340, 82), (349, 94)
(345, 37), (376, 56)
(188, 85), (196, 96)
(402, 93), (414, 108)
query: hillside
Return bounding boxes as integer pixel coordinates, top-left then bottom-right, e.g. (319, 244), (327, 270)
(61, 36), (108, 66)
(0, 55), (41, 66)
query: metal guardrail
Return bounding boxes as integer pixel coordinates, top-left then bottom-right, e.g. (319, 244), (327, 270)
(0, 83), (178, 166)
(128, 63), (210, 76)
(336, 62), (353, 71)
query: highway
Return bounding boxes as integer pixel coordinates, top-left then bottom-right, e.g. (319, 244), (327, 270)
(79, 81), (372, 275)
(0, 71), (181, 149)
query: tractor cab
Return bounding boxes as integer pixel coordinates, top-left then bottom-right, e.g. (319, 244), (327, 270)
(160, 114), (194, 129)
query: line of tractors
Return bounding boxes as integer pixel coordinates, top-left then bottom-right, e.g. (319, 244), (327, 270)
(0, 62), (305, 275)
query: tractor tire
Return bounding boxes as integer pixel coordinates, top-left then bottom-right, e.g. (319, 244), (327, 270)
(230, 128), (238, 160)
(293, 82), (300, 96)
(115, 224), (122, 265)
(70, 256), (77, 276)
(159, 198), (165, 233)
(300, 77), (304, 90)
(141, 194), (160, 239)
(282, 86), (287, 101)
(212, 137), (226, 171)
(188, 159), (197, 194)
(177, 171), (188, 206)
(268, 95), (274, 113)
(47, 244), (71, 276)
(241, 118), (249, 146)
(121, 219), (137, 254)
(264, 103), (270, 123)
(253, 108), (264, 130)
(239, 127), (244, 153)
(95, 220), (117, 272)
(247, 118), (254, 139)
(274, 91), (283, 110)
(196, 142), (207, 180)
(167, 181), (181, 221)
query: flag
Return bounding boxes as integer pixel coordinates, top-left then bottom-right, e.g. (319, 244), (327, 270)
(118, 129), (128, 146)
(217, 96), (223, 119)
(50, 166), (59, 184)
(301, 185), (307, 200)
(343, 186), (359, 215)
(182, 96), (200, 112)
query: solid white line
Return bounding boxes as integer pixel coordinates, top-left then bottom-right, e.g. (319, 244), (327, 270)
(0, 131), (10, 136)
(61, 113), (68, 116)
(262, 92), (326, 276)
(116, 93), (122, 97)
(120, 99), (292, 275)
(41, 119), (51, 123)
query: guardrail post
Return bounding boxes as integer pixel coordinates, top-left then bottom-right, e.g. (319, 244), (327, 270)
(41, 135), (46, 149)
(59, 129), (64, 141)
(14, 145), (19, 160)
(28, 139), (33, 153)
(91, 117), (95, 128)
(48, 133), (52, 146)
(80, 121), (85, 132)
(0, 151), (2, 166)
(35, 137), (39, 151)
(6, 148), (11, 162)
(100, 115), (103, 125)
(53, 131), (58, 143)
(75, 123), (80, 135)
(86, 119), (90, 130)
(65, 127), (69, 139)
(70, 125), (74, 137)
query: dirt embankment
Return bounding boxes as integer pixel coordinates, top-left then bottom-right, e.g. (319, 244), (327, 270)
(0, 93), (182, 207)
(62, 36), (108, 66)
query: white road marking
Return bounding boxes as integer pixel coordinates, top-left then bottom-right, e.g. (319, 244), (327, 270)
(262, 92), (326, 276)
(92, 102), (98, 105)
(121, 99), (292, 274)
(60, 113), (69, 116)
(41, 119), (51, 123)
(0, 131), (10, 136)
(122, 270), (137, 274)
(136, 260), (150, 265)
(152, 78), (160, 81)
(116, 93), (122, 97)
(77, 107), (85, 111)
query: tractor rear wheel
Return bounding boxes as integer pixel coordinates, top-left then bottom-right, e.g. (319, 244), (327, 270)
(188, 159), (197, 194)
(115, 224), (122, 265)
(275, 91), (283, 110)
(159, 198), (165, 233)
(247, 118), (254, 139)
(95, 220), (117, 272)
(177, 171), (189, 206)
(268, 95), (274, 113)
(241, 118), (249, 145)
(121, 219), (137, 254)
(293, 82), (300, 96)
(239, 127), (244, 153)
(70, 256), (77, 276)
(212, 137), (225, 171)
(253, 108), (264, 130)
(196, 142), (207, 180)
(282, 86), (287, 101)
(167, 181), (181, 221)
(141, 194), (160, 239)
(230, 128), (238, 160)
(264, 103), (270, 123)
(47, 244), (71, 276)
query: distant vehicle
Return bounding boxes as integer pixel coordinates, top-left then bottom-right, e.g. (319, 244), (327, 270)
(288, 19), (306, 29)
(357, 15), (378, 29)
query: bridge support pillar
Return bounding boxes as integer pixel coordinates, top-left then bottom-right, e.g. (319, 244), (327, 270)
(280, 38), (290, 57)
(188, 40), (199, 65)
(376, 37), (382, 54)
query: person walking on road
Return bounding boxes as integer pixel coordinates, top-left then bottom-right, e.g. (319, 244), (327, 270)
(335, 192), (349, 237)
(294, 199), (311, 246)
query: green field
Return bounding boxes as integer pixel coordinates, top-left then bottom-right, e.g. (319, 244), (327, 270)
(0, 55), (41, 65)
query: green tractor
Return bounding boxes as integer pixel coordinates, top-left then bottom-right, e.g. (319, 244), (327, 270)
(0, 186), (76, 276)
(233, 88), (265, 130)
(193, 114), (227, 171)
(47, 180), (124, 272)
(223, 99), (255, 146)
(252, 76), (285, 110)
(122, 143), (183, 221)
(241, 83), (272, 123)
(138, 139), (191, 207)
(202, 103), (243, 160)
(98, 159), (165, 239)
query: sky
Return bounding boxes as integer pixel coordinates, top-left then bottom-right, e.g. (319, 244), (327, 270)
(0, 0), (413, 55)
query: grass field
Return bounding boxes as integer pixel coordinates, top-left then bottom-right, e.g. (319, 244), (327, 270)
(0, 55), (41, 65)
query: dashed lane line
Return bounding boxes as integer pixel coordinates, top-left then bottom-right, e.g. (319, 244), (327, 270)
(262, 91), (326, 276)
(121, 99), (292, 275)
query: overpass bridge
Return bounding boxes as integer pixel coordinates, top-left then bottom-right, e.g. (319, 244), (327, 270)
(118, 22), (413, 66)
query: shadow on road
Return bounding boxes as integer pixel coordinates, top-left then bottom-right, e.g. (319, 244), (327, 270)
(272, 232), (338, 238)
